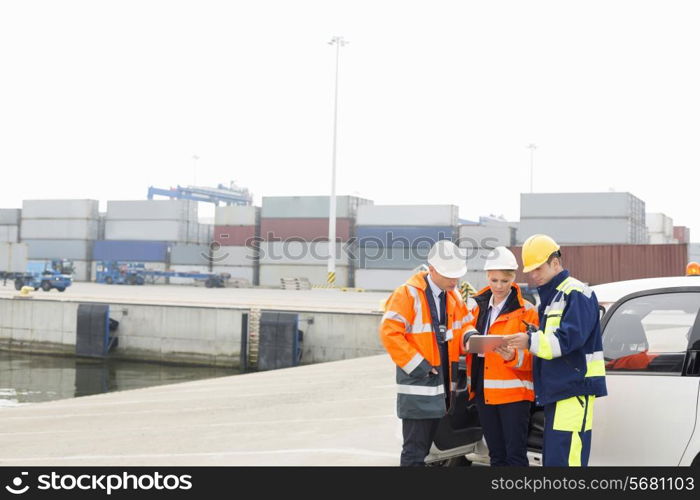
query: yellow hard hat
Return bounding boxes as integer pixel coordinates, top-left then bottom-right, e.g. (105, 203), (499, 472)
(522, 234), (561, 273)
(687, 262), (700, 276)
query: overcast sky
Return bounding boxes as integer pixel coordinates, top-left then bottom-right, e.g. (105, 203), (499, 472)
(1, 1), (698, 236)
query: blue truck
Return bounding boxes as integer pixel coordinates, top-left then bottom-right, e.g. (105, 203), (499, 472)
(13, 260), (73, 292)
(95, 261), (230, 288)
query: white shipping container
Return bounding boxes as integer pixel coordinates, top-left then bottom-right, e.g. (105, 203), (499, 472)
(520, 192), (642, 219)
(215, 206), (260, 226)
(354, 269), (414, 291)
(0, 225), (19, 243)
(261, 195), (372, 219)
(458, 225), (514, 248)
(356, 204), (458, 227)
(106, 200), (197, 222)
(648, 233), (677, 245)
(259, 264), (349, 287)
(646, 213), (672, 234)
(517, 217), (636, 245)
(22, 199), (98, 220)
(209, 245), (257, 267)
(0, 209), (21, 225)
(0, 243), (28, 273)
(21, 219), (99, 240)
(24, 239), (92, 260)
(105, 220), (188, 242)
(198, 224), (213, 244)
(259, 241), (351, 266)
(212, 265), (255, 283)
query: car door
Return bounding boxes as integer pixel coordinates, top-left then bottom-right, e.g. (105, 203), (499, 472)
(591, 288), (700, 465)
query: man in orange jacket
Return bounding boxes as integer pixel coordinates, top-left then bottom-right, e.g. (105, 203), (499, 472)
(379, 240), (472, 466)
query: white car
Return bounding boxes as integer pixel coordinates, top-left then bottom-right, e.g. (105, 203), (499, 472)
(426, 276), (700, 466)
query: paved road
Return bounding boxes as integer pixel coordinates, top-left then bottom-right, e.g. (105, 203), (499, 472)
(0, 355), (401, 466)
(0, 282), (389, 314)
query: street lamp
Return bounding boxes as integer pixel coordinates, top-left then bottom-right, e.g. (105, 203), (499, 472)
(526, 144), (537, 193)
(327, 36), (348, 286)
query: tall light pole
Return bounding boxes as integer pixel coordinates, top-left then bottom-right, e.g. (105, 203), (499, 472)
(526, 144), (537, 193)
(327, 36), (348, 286)
(192, 154), (200, 186)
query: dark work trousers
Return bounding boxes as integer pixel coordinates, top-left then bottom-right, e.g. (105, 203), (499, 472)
(475, 393), (531, 466)
(401, 418), (441, 466)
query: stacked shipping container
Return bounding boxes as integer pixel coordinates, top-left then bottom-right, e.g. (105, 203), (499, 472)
(210, 205), (261, 285)
(518, 192), (648, 245)
(258, 196), (372, 287)
(0, 209), (20, 243)
(21, 200), (99, 281)
(457, 220), (517, 291)
(354, 204), (458, 291)
(646, 213), (677, 244)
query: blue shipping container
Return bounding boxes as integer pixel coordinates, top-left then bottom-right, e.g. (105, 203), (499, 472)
(93, 241), (169, 262)
(356, 226), (455, 247)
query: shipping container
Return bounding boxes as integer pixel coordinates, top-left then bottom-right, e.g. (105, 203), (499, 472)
(516, 217), (643, 245)
(259, 264), (349, 287)
(24, 239), (93, 260)
(214, 206), (260, 226)
(93, 240), (170, 262)
(0, 243), (28, 273)
(208, 245), (258, 267)
(689, 243), (700, 263)
(261, 195), (372, 219)
(198, 224), (213, 245)
(0, 225), (19, 243)
(21, 219), (99, 240)
(22, 199), (98, 220)
(170, 243), (215, 266)
(260, 217), (354, 242)
(646, 213), (674, 235)
(213, 225), (258, 246)
(356, 204), (459, 227)
(648, 233), (677, 245)
(354, 269), (414, 291)
(673, 226), (690, 244)
(259, 241), (352, 266)
(106, 200), (197, 222)
(458, 224), (515, 248)
(510, 244), (689, 286)
(357, 246), (428, 270)
(520, 192), (644, 219)
(0, 209), (21, 225)
(105, 220), (191, 242)
(356, 226), (455, 247)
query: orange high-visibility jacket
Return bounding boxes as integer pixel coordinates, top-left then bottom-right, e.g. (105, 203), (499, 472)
(379, 271), (471, 419)
(465, 283), (538, 405)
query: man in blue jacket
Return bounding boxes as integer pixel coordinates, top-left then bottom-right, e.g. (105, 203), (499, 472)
(507, 234), (607, 466)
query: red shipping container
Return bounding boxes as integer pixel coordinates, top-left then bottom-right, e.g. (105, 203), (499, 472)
(214, 225), (258, 246)
(510, 244), (688, 286)
(260, 217), (354, 241)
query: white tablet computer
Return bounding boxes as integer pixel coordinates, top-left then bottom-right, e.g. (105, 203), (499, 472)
(467, 335), (508, 354)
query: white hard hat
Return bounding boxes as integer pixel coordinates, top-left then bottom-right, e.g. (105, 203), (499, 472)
(427, 240), (467, 278)
(483, 246), (518, 271)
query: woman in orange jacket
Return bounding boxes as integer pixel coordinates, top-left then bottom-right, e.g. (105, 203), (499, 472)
(463, 246), (539, 466)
